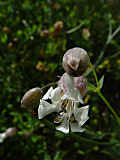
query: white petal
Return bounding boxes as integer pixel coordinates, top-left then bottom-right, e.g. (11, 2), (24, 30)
(74, 105), (89, 126)
(0, 133), (6, 143)
(61, 89), (84, 104)
(56, 117), (69, 134)
(64, 73), (74, 91)
(42, 87), (53, 100)
(70, 122), (85, 133)
(76, 89), (84, 104)
(38, 100), (59, 119)
(60, 73), (74, 93)
(50, 87), (61, 103)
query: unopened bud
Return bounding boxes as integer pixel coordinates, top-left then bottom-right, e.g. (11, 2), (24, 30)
(54, 21), (63, 31)
(5, 128), (17, 137)
(2, 26), (9, 33)
(52, 21), (64, 36)
(74, 76), (87, 96)
(8, 42), (13, 49)
(40, 30), (49, 37)
(21, 87), (42, 111)
(63, 47), (90, 76)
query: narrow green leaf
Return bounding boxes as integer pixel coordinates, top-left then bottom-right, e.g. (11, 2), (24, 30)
(87, 82), (96, 92)
(98, 75), (104, 89)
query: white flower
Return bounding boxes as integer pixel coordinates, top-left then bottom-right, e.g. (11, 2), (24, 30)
(38, 87), (62, 119)
(38, 73), (89, 134)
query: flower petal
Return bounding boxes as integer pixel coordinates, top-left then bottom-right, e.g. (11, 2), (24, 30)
(42, 87), (53, 100)
(74, 105), (89, 126)
(61, 89), (84, 104)
(56, 116), (69, 134)
(50, 87), (62, 103)
(60, 73), (84, 104)
(0, 133), (6, 143)
(38, 100), (59, 119)
(70, 122), (85, 132)
(59, 73), (74, 93)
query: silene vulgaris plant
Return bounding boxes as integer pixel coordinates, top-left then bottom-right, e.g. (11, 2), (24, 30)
(1, 47), (118, 143)
(21, 47), (91, 134)
(21, 47), (120, 134)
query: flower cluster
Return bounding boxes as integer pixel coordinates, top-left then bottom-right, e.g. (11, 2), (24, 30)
(38, 47), (90, 134)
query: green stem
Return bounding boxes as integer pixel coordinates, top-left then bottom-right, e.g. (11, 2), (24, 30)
(41, 82), (57, 90)
(90, 62), (120, 125)
(71, 133), (114, 146)
(89, 62), (99, 87)
(97, 91), (120, 125)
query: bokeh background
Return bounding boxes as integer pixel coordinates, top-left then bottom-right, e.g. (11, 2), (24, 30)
(0, 0), (120, 159)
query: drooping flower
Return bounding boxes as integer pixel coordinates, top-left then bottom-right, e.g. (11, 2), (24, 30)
(38, 73), (89, 134)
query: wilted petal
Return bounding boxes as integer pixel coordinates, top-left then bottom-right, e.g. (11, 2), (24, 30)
(50, 87), (62, 103)
(42, 87), (53, 100)
(74, 76), (87, 96)
(74, 105), (89, 126)
(56, 116), (69, 134)
(74, 88), (84, 104)
(0, 133), (6, 143)
(59, 73), (74, 93)
(59, 73), (84, 103)
(70, 122), (85, 132)
(38, 100), (59, 119)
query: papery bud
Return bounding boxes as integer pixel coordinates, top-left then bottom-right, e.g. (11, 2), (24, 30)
(2, 26), (9, 33)
(74, 76), (87, 96)
(63, 47), (90, 76)
(8, 42), (13, 49)
(21, 87), (42, 111)
(5, 128), (17, 137)
(40, 30), (49, 37)
(52, 21), (64, 36)
(54, 21), (63, 31)
(82, 28), (90, 40)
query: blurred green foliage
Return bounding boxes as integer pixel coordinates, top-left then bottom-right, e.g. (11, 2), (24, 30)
(0, 0), (120, 159)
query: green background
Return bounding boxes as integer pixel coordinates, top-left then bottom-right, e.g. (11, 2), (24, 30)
(0, 0), (120, 159)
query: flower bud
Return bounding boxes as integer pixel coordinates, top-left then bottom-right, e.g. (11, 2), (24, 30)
(21, 87), (42, 111)
(63, 47), (90, 76)
(40, 30), (49, 38)
(52, 21), (64, 36)
(2, 26), (9, 33)
(54, 21), (63, 31)
(5, 128), (17, 137)
(74, 76), (87, 96)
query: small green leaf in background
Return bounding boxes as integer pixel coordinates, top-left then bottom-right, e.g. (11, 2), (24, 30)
(53, 152), (62, 160)
(44, 153), (51, 160)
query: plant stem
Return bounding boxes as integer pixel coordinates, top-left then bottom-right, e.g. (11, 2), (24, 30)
(90, 62), (120, 125)
(89, 62), (99, 87)
(97, 91), (120, 125)
(41, 82), (57, 90)
(71, 133), (115, 146)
